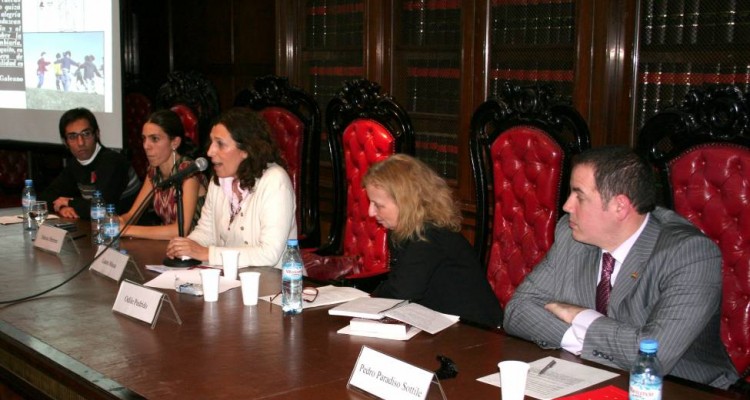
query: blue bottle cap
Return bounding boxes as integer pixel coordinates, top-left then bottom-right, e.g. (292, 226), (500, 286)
(287, 239), (299, 246)
(640, 339), (658, 353)
(25, 179), (33, 186)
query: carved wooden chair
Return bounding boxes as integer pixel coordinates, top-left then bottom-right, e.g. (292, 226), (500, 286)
(312, 79), (415, 287)
(247, 75), (322, 248)
(0, 149), (28, 207)
(170, 104), (200, 148)
(470, 81), (590, 307)
(637, 85), (750, 383)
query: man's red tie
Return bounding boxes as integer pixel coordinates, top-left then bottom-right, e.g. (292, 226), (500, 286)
(596, 252), (615, 315)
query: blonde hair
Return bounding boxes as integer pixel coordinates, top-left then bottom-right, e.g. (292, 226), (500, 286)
(362, 154), (461, 243)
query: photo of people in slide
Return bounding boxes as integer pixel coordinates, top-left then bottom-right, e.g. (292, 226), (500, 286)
(0, 0), (110, 112)
(23, 31), (105, 111)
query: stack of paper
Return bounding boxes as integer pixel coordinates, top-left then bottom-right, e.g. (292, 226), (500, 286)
(477, 357), (620, 399)
(329, 297), (459, 340)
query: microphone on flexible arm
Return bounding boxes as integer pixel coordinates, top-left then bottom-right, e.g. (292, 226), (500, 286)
(0, 158), (210, 303)
(155, 157), (209, 189)
(161, 157), (209, 267)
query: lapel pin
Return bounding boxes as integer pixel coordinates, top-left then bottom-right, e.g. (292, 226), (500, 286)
(631, 272), (639, 280)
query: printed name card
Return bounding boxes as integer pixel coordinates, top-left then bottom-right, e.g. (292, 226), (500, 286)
(90, 247), (130, 281)
(112, 280), (182, 329)
(33, 225), (69, 254)
(348, 346), (436, 400)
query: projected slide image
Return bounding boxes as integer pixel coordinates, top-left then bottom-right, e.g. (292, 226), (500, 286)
(24, 31), (105, 111)
(1, 0), (119, 147)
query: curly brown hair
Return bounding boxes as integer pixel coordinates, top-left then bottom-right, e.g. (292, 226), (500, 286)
(211, 108), (285, 190)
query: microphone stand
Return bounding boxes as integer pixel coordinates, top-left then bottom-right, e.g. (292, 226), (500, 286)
(163, 180), (201, 267)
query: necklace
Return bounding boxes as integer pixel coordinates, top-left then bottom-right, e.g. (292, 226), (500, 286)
(228, 180), (243, 229)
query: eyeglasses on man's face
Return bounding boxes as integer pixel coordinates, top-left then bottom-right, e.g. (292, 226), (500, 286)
(65, 129), (94, 142)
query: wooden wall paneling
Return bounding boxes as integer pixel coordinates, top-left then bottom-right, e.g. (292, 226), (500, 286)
(572, 0), (594, 134)
(457, 0), (478, 205)
(366, 0), (390, 86)
(275, 0), (302, 83)
(231, 1), (276, 98)
(585, 0), (637, 146)
(122, 0), (170, 93)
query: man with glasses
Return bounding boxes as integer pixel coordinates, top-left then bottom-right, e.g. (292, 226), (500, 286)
(40, 108), (141, 219)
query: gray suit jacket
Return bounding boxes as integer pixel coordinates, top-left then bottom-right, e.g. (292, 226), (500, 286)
(503, 207), (738, 389)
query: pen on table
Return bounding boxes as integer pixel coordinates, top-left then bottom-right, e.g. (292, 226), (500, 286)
(378, 299), (409, 314)
(538, 360), (556, 375)
(71, 233), (87, 240)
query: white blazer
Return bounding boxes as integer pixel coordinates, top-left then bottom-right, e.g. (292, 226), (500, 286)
(188, 163), (297, 269)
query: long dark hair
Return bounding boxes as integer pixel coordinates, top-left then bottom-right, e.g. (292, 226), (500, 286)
(212, 108), (285, 190)
(146, 109), (196, 157)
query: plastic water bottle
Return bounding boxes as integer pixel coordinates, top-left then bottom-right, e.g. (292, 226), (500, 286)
(629, 339), (663, 400)
(281, 239), (303, 315)
(90, 190), (105, 245)
(103, 204), (120, 248)
(21, 179), (36, 231)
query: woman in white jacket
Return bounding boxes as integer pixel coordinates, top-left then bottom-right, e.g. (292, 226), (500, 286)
(166, 108), (297, 269)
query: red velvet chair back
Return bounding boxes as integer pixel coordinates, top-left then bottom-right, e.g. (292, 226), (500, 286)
(247, 75), (322, 248)
(470, 82), (590, 307)
(637, 85), (750, 381)
(170, 104), (200, 147)
(324, 79), (415, 280)
(0, 149), (28, 207)
(124, 92), (152, 179)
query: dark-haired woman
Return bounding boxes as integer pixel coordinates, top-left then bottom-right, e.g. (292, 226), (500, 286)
(119, 109), (207, 240)
(165, 108), (297, 269)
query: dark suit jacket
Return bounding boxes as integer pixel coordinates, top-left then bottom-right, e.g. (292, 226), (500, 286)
(503, 207), (738, 389)
(373, 226), (503, 328)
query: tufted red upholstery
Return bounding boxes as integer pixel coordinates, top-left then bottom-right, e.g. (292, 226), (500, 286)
(471, 82), (590, 307)
(0, 149), (29, 207)
(260, 107), (303, 229)
(637, 85), (750, 381)
(247, 75), (322, 248)
(341, 119), (395, 276)
(170, 104), (200, 147)
(124, 92), (152, 179)
(669, 144), (750, 381)
(487, 126), (564, 306)
(321, 79), (415, 286)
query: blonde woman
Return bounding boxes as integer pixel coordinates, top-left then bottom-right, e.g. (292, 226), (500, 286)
(363, 154), (503, 327)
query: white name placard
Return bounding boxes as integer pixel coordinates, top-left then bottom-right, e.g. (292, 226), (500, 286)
(112, 280), (165, 326)
(33, 225), (68, 254)
(90, 247), (129, 281)
(348, 346), (434, 400)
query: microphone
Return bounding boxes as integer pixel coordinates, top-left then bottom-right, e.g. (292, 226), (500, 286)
(156, 157), (209, 189)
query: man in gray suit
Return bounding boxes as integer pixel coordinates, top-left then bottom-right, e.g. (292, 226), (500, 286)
(503, 146), (738, 389)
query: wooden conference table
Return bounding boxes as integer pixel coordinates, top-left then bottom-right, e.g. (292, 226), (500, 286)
(0, 219), (742, 399)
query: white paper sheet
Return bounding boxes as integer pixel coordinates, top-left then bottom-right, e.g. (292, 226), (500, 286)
(383, 302), (459, 335)
(476, 356), (619, 400)
(337, 325), (422, 341)
(144, 268), (240, 293)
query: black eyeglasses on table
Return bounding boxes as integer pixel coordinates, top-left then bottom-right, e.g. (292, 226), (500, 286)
(269, 287), (319, 305)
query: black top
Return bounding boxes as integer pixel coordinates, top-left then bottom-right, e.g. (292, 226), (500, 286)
(373, 226), (503, 327)
(40, 146), (141, 218)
